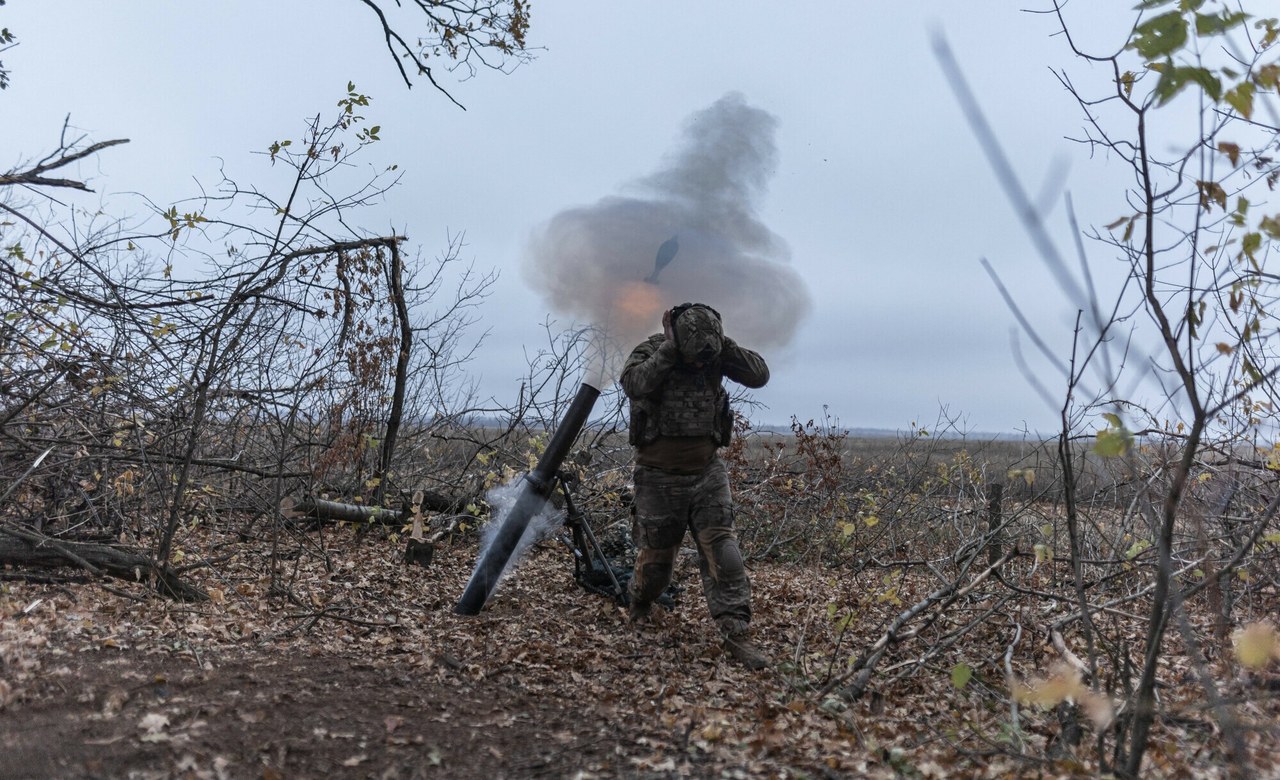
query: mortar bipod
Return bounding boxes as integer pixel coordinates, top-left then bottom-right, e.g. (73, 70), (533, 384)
(557, 471), (626, 605)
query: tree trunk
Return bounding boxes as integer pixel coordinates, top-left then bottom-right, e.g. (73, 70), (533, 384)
(376, 242), (412, 505)
(0, 526), (206, 601)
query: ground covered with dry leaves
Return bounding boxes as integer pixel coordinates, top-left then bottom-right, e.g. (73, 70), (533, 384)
(2, 523), (1277, 779)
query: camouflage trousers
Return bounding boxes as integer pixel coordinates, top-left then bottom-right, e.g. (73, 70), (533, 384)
(629, 457), (751, 637)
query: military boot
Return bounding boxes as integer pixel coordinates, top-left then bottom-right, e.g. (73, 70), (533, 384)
(628, 599), (653, 624)
(723, 634), (769, 670)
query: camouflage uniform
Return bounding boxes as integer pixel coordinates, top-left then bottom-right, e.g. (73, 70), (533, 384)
(620, 304), (769, 648)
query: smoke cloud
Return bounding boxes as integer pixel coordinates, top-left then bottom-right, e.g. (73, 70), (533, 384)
(472, 480), (563, 589)
(524, 92), (811, 387)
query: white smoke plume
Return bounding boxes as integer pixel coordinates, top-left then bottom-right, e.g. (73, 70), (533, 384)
(524, 92), (811, 388)
(472, 479), (565, 588)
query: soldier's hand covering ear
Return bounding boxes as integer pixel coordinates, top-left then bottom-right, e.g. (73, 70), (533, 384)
(662, 308), (676, 343)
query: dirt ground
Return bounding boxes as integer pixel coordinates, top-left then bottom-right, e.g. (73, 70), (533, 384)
(1, 536), (872, 780)
(1, 649), (643, 779)
(2, 525), (1276, 779)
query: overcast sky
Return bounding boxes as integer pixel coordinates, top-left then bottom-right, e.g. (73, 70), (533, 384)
(4, 1), (1148, 434)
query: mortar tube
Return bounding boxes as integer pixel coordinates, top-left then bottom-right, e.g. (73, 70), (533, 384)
(453, 382), (602, 615)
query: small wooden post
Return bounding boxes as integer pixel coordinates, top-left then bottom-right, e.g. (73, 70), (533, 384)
(405, 490), (433, 567)
(987, 482), (1004, 567)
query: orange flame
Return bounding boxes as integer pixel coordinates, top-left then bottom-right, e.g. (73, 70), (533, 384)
(611, 281), (664, 336)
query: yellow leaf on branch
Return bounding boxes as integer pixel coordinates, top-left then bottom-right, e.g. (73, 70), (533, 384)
(1234, 621), (1279, 669)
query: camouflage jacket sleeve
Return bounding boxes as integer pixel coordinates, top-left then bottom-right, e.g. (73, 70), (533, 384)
(721, 337), (770, 389)
(620, 334), (679, 399)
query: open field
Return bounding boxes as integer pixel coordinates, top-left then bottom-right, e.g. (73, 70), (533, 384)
(2, 517), (1277, 779)
(3, 425), (1278, 778)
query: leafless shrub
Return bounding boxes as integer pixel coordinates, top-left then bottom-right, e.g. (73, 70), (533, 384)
(0, 95), (496, 593)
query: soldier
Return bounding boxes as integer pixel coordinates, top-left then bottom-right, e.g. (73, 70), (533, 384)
(620, 302), (770, 670)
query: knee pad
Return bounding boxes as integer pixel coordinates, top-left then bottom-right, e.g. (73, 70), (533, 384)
(696, 529), (745, 581)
